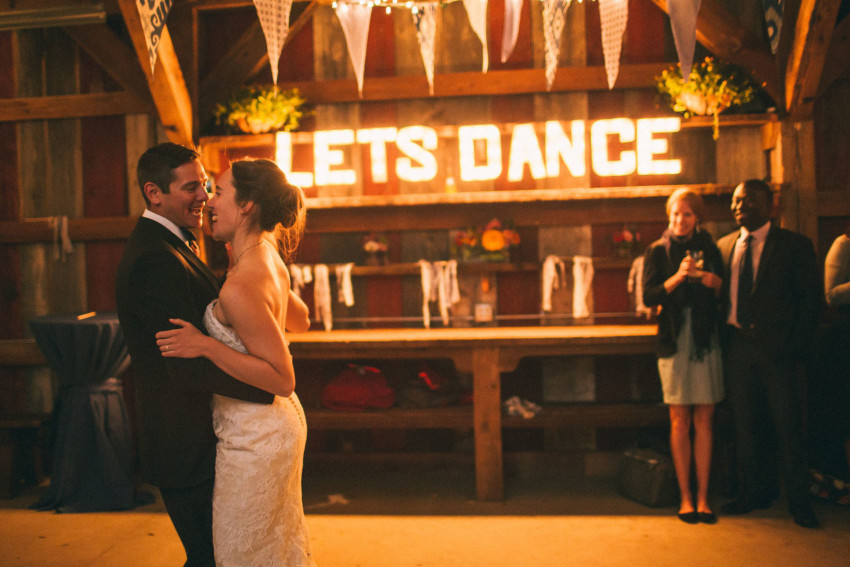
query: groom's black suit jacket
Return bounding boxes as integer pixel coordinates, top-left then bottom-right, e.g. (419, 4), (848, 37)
(116, 217), (273, 489)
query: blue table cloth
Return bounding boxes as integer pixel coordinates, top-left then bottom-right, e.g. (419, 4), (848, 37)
(29, 312), (135, 512)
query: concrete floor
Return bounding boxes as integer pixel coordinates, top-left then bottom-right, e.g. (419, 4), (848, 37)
(2, 465), (850, 567)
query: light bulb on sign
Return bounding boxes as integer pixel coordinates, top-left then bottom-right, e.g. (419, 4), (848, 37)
(507, 123), (546, 181)
(545, 120), (586, 178)
(396, 125), (438, 182)
(636, 118), (682, 175)
(274, 131), (314, 187)
(591, 118), (636, 177)
(356, 127), (398, 183)
(313, 129), (356, 186)
(458, 124), (502, 182)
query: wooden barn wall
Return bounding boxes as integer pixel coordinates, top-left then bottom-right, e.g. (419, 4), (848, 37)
(815, 74), (850, 253)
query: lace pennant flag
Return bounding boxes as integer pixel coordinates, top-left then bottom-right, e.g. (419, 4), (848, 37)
(135, 0), (174, 73)
(762, 0), (784, 54)
(335, 2), (373, 96)
(463, 0), (489, 72)
(501, 0), (524, 63)
(413, 3), (438, 95)
(253, 0), (294, 84)
(668, 0), (701, 78)
(542, 0), (572, 91)
(598, 0), (629, 89)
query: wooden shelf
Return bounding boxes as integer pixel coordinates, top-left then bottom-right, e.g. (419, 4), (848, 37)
(347, 258), (636, 276)
(304, 402), (666, 431)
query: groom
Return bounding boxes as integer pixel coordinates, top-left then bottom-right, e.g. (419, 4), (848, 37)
(116, 143), (273, 565)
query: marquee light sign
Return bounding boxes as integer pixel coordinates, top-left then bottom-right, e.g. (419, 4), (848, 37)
(275, 117), (682, 188)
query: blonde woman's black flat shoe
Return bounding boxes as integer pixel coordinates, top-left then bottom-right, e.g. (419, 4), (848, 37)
(697, 512), (717, 524)
(678, 511), (699, 524)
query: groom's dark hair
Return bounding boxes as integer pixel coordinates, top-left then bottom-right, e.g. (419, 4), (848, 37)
(137, 143), (201, 206)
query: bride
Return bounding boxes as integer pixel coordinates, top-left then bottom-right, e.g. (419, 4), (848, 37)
(155, 158), (316, 566)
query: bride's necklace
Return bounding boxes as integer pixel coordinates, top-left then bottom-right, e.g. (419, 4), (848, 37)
(232, 239), (266, 266)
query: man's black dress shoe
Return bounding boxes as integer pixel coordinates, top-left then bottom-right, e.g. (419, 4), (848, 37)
(697, 511), (717, 524)
(791, 507), (820, 529)
(720, 498), (771, 515)
(677, 511), (699, 524)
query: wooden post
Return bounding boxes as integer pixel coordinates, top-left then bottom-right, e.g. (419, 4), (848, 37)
(472, 346), (503, 501)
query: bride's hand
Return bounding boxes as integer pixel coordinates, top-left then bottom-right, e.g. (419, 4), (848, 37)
(156, 318), (209, 358)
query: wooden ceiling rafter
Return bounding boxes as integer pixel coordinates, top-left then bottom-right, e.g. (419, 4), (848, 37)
(196, 1), (319, 127)
(648, 0), (783, 108)
(116, 0), (194, 146)
(785, 0), (842, 116)
(816, 9), (850, 96)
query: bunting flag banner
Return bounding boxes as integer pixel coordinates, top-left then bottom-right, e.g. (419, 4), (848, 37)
(668, 0), (701, 77)
(136, 0), (174, 73)
(412, 3), (438, 95)
(542, 0), (572, 91)
(762, 0), (784, 54)
(253, 0), (294, 84)
(598, 0), (628, 89)
(501, 0), (524, 63)
(335, 2), (373, 96)
(463, 0), (489, 72)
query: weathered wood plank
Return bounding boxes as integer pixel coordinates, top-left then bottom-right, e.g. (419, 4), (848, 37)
(0, 92), (153, 122)
(817, 11), (850, 96)
(785, 0), (842, 115)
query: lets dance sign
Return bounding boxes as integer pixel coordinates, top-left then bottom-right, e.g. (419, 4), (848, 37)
(275, 117), (683, 188)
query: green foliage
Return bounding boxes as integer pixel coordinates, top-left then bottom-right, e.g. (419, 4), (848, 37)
(214, 85), (306, 134)
(656, 57), (758, 139)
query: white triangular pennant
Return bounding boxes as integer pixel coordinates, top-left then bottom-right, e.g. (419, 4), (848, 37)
(501, 0), (524, 63)
(542, 0), (572, 91)
(668, 0), (701, 78)
(253, 0), (294, 84)
(413, 3), (438, 95)
(463, 0), (489, 72)
(598, 0), (629, 89)
(335, 3), (373, 96)
(136, 0), (174, 73)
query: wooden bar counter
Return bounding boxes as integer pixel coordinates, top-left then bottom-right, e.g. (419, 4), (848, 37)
(288, 324), (659, 501)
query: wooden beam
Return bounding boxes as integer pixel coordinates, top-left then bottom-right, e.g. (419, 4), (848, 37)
(117, 0), (195, 146)
(785, 0), (842, 115)
(61, 24), (151, 99)
(0, 216), (137, 243)
(817, 11), (850, 96)
(274, 63), (670, 104)
(196, 1), (318, 125)
(648, 0), (782, 107)
(0, 92), (153, 122)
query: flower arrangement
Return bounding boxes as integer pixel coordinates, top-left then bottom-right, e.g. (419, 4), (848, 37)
(452, 219), (520, 262)
(656, 57), (757, 139)
(362, 232), (389, 265)
(612, 224), (642, 258)
(214, 85), (306, 135)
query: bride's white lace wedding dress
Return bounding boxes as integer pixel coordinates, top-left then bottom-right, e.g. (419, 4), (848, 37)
(205, 300), (316, 566)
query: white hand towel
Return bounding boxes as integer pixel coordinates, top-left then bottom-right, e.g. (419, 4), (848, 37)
(541, 254), (566, 312)
(314, 264), (333, 331)
(572, 255), (594, 319)
(335, 263), (355, 307)
(628, 255), (653, 318)
(418, 260), (432, 329)
(290, 264), (305, 298)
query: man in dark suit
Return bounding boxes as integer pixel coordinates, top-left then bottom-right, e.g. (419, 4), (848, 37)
(717, 179), (821, 528)
(116, 143), (273, 565)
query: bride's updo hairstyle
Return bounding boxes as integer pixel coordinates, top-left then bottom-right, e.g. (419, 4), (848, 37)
(230, 158), (306, 261)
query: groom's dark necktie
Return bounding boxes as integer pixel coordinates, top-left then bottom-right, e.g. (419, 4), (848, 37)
(181, 229), (201, 257)
(736, 234), (754, 328)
